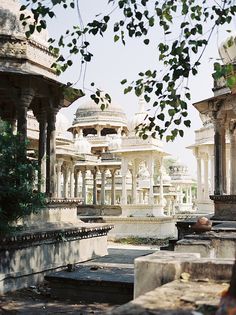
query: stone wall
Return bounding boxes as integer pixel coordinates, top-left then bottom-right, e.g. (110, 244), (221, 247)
(0, 223), (113, 294)
(103, 216), (177, 240)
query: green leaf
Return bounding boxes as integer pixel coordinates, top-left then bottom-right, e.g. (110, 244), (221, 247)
(124, 86), (133, 94)
(114, 35), (120, 42)
(157, 113), (165, 121)
(184, 120), (191, 127)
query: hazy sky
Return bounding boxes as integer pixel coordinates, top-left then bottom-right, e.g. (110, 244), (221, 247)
(40, 0), (236, 177)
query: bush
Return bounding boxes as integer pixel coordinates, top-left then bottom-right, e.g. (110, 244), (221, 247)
(0, 123), (45, 234)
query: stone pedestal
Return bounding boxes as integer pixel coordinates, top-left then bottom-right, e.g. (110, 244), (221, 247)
(23, 199), (81, 226)
(210, 195), (236, 220)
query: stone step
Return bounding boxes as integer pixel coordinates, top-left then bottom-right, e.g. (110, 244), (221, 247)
(45, 265), (134, 304)
(45, 248), (155, 304)
(175, 239), (214, 258)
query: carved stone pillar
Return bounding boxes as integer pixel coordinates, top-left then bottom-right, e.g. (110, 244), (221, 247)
(81, 168), (87, 204)
(56, 160), (63, 198)
(74, 169), (78, 198)
(96, 126), (102, 137)
(147, 158), (154, 205)
(221, 127), (227, 194)
(229, 122), (236, 194)
(197, 156), (202, 200)
(110, 169), (117, 205)
(38, 111), (47, 192)
(214, 118), (224, 195)
(100, 167), (106, 205)
(64, 166), (70, 198)
(159, 164), (164, 206)
(131, 170), (137, 204)
(203, 155), (209, 200)
(121, 158), (128, 205)
(189, 186), (192, 204)
(91, 168), (97, 205)
(46, 107), (57, 197)
(180, 187), (184, 204)
(70, 164), (75, 198)
(210, 154), (215, 194)
(17, 88), (34, 143)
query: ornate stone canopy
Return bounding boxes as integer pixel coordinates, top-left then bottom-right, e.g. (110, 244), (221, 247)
(69, 99), (128, 135)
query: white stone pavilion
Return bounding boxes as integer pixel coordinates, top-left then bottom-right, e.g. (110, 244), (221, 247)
(190, 32), (236, 220)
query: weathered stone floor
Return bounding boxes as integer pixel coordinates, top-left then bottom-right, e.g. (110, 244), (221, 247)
(0, 282), (116, 314)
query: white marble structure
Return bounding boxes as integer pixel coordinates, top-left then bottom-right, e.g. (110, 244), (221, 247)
(26, 95), (196, 217)
(189, 32), (236, 219)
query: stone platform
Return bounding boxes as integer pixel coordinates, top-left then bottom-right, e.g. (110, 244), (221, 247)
(0, 222), (113, 294)
(104, 251), (233, 315)
(175, 224), (236, 258)
(45, 248), (155, 304)
(210, 195), (236, 221)
(79, 216), (177, 240)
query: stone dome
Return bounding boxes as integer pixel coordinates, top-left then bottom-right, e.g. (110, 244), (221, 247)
(218, 32), (236, 64)
(0, 0), (48, 46)
(72, 98), (128, 129)
(74, 134), (91, 154)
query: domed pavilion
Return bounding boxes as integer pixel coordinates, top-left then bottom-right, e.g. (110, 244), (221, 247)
(0, 0), (82, 197)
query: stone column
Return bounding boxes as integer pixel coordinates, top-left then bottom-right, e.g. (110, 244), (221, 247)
(100, 167), (106, 205)
(197, 156), (202, 200)
(70, 164), (75, 198)
(38, 111), (47, 192)
(131, 167), (137, 204)
(180, 187), (184, 204)
(214, 118), (224, 195)
(64, 166), (70, 198)
(74, 170), (78, 198)
(96, 126), (102, 137)
(229, 123), (236, 194)
(148, 158), (154, 205)
(189, 186), (193, 204)
(227, 157), (231, 194)
(91, 168), (97, 205)
(17, 88), (34, 143)
(203, 155), (209, 200)
(210, 154), (215, 194)
(46, 107), (57, 197)
(81, 167), (87, 204)
(186, 187), (189, 204)
(121, 158), (128, 205)
(221, 127), (227, 194)
(159, 164), (164, 206)
(110, 169), (117, 205)
(56, 160), (63, 198)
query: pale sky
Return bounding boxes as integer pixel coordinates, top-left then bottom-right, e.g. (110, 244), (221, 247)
(36, 0), (236, 178)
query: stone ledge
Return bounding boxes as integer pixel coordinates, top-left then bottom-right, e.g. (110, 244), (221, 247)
(0, 223), (113, 250)
(134, 251), (233, 298)
(106, 280), (228, 315)
(210, 194), (236, 201)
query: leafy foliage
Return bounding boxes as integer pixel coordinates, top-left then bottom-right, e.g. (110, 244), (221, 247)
(0, 123), (45, 235)
(19, 0), (236, 140)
